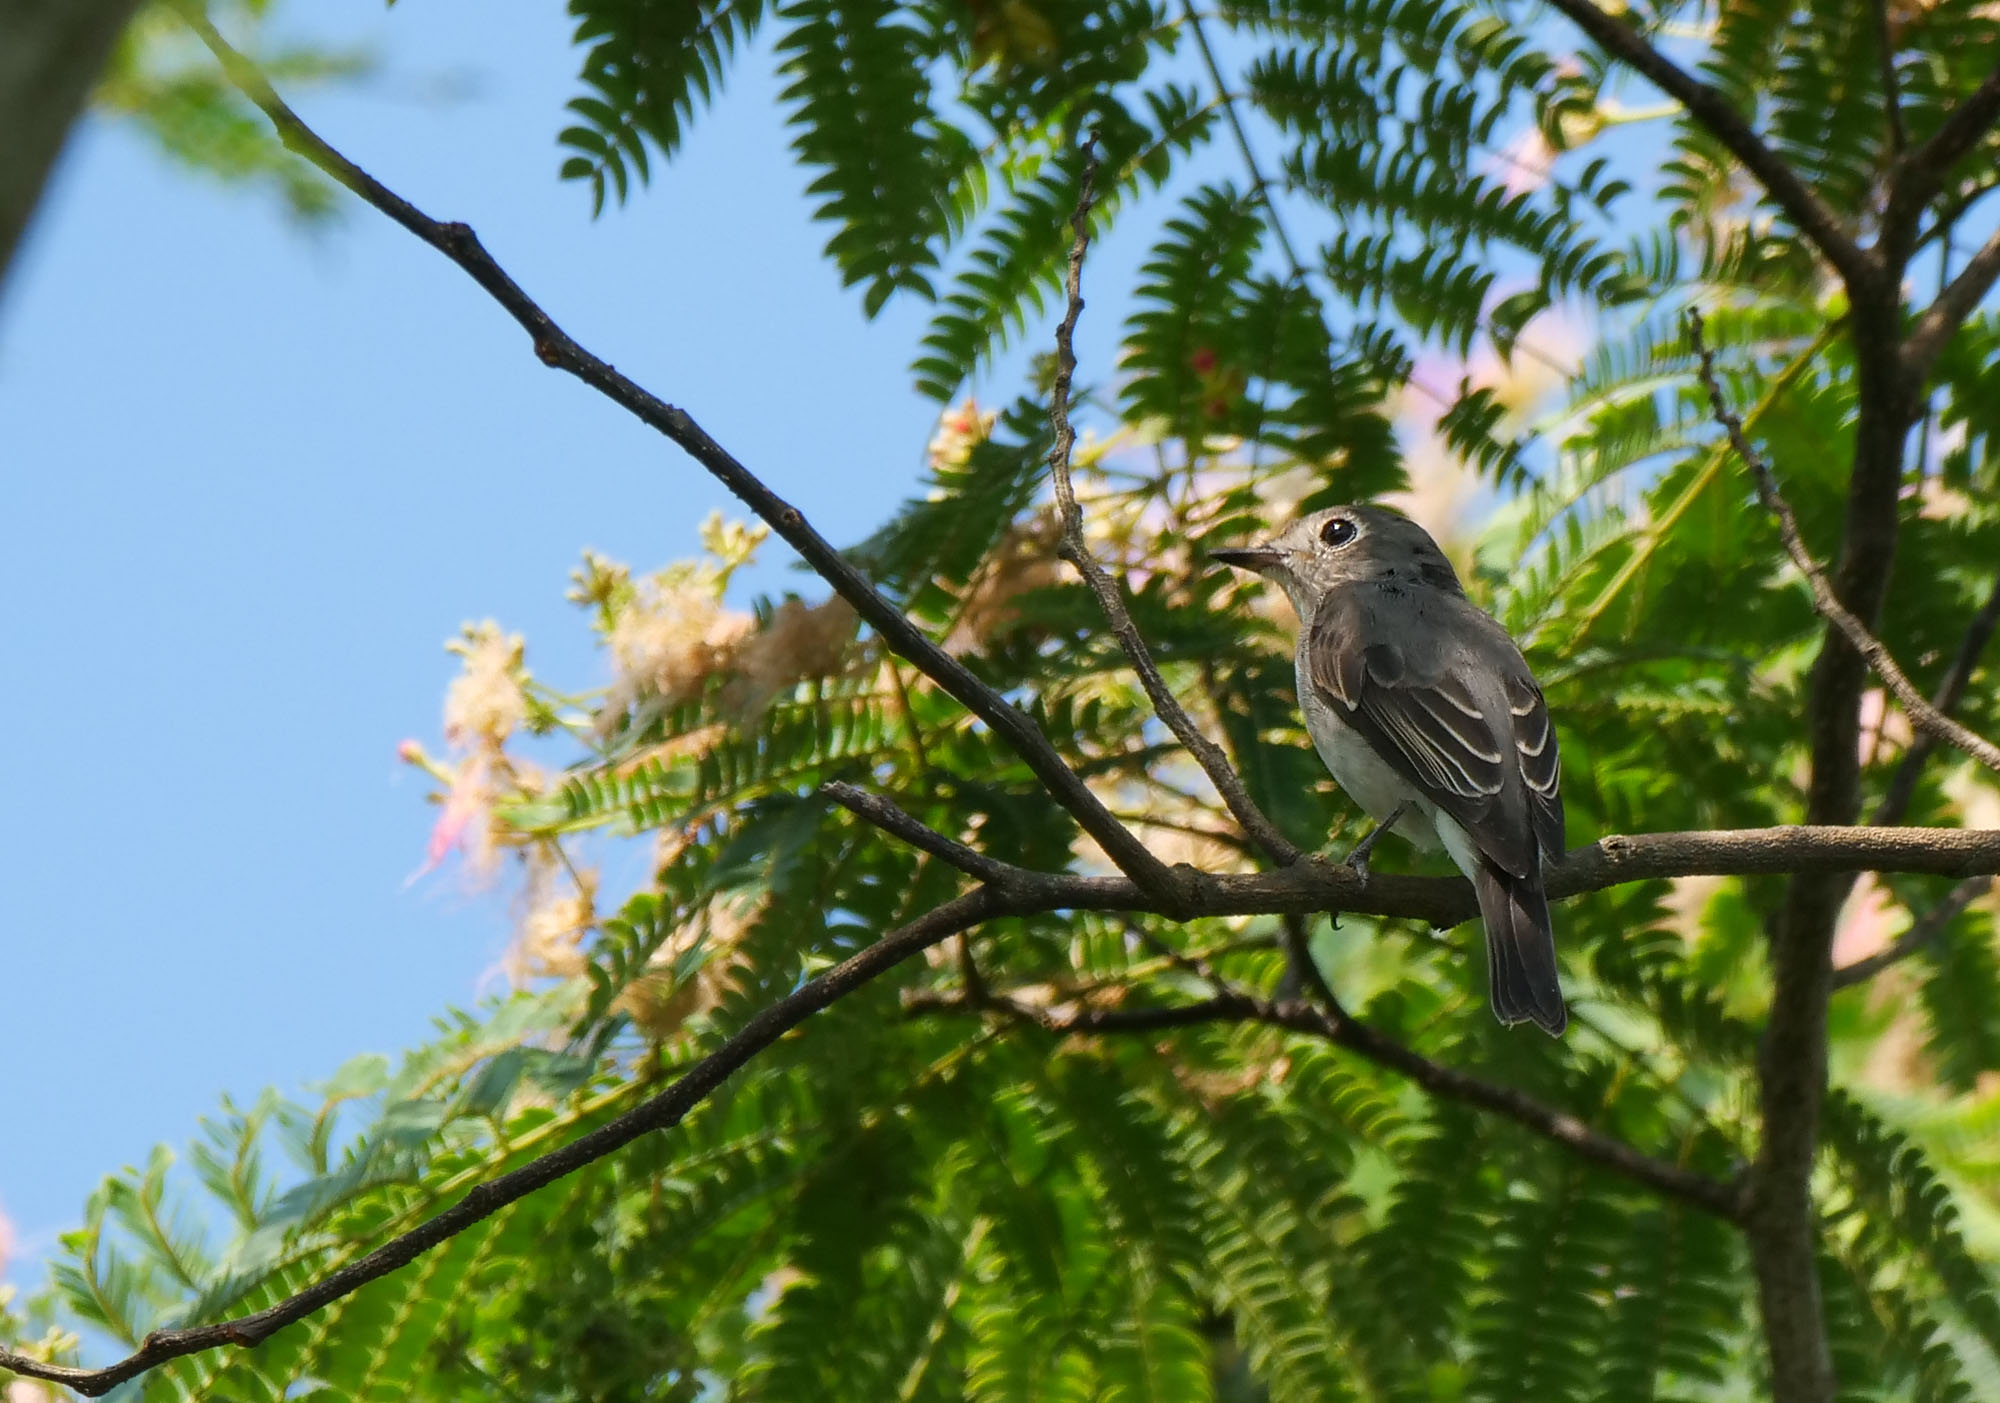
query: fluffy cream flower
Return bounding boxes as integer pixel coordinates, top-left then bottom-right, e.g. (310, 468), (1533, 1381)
(507, 858), (599, 985)
(443, 621), (527, 747)
(606, 577), (755, 713)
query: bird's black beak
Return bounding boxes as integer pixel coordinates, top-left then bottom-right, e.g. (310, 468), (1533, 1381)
(1209, 545), (1284, 574)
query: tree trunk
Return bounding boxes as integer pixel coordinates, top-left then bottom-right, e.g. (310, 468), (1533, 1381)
(0, 0), (142, 294)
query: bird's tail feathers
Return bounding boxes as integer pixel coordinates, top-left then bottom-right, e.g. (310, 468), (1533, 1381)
(1472, 860), (1567, 1036)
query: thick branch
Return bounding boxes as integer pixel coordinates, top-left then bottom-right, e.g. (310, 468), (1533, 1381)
(1540, 0), (1870, 289)
(919, 987), (1745, 1221)
(1874, 573), (2000, 825)
(1689, 312), (2000, 777)
(1830, 876), (1994, 988)
(1043, 136), (1302, 869)
(0, 889), (1003, 1395)
(1905, 225), (2000, 380)
(0, 0), (144, 290)
(178, 2), (1186, 908)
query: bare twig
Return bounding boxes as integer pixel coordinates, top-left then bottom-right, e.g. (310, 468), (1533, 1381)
(1831, 876), (1994, 988)
(917, 986), (1746, 1221)
(823, 781), (1020, 889)
(0, 889), (1004, 1396)
(1044, 135), (1304, 870)
(1539, 0), (1870, 290)
(1688, 311), (2000, 777)
(1874, 574), (2000, 825)
(176, 1), (1186, 909)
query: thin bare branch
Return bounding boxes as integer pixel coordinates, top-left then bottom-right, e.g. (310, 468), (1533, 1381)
(823, 781), (1021, 889)
(1831, 876), (1994, 988)
(917, 986), (1746, 1221)
(1539, 0), (1871, 290)
(1044, 134), (1304, 870)
(1179, 0), (1303, 273)
(1688, 311), (2000, 777)
(0, 889), (1004, 1396)
(1905, 224), (2000, 379)
(1874, 573), (2000, 825)
(176, 0), (1187, 909)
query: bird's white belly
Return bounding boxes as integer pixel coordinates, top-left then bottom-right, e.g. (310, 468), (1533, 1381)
(1296, 655), (1480, 876)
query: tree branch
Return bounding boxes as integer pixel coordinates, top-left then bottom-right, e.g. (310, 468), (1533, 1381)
(0, 888), (1005, 1396)
(1873, 572), (2000, 825)
(1688, 311), (2000, 777)
(1539, 0), (1871, 289)
(1830, 876), (1994, 988)
(1899, 60), (2000, 200)
(915, 986), (1746, 1221)
(822, 781), (1022, 889)
(1904, 224), (2000, 380)
(176, 1), (1188, 910)
(1042, 133), (1303, 869)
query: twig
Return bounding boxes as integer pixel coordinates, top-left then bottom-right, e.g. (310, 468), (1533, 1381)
(1687, 310), (2000, 777)
(1830, 876), (1994, 988)
(822, 781), (1020, 889)
(916, 986), (1745, 1221)
(1043, 135), (1304, 870)
(1539, 0), (1871, 290)
(0, 889), (1003, 1395)
(1179, 0), (1302, 272)
(176, 0), (1186, 910)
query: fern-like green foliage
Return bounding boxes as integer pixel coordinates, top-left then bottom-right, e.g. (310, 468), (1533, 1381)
(17, 0), (2000, 1398)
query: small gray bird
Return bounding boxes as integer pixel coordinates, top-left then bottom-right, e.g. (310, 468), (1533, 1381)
(1213, 504), (1567, 1035)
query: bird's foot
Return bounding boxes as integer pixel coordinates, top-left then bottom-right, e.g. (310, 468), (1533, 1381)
(1342, 802), (1409, 879)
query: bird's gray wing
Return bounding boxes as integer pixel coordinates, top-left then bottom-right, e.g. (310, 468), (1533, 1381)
(1304, 586), (1543, 876)
(1503, 669), (1566, 861)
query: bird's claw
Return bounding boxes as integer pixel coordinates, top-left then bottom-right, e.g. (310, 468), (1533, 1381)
(1340, 802), (1408, 880)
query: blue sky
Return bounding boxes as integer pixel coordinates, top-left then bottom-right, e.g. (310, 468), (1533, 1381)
(0, 2), (1009, 1284)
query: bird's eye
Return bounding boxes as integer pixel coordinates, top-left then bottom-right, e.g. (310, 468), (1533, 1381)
(1319, 517), (1358, 548)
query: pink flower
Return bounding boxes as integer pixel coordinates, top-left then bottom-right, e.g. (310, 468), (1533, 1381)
(409, 753), (499, 884)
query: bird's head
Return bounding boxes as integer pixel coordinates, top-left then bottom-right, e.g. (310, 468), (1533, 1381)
(1210, 504), (1464, 620)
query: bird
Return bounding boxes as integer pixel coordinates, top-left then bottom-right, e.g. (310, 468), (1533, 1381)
(1212, 503), (1568, 1035)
